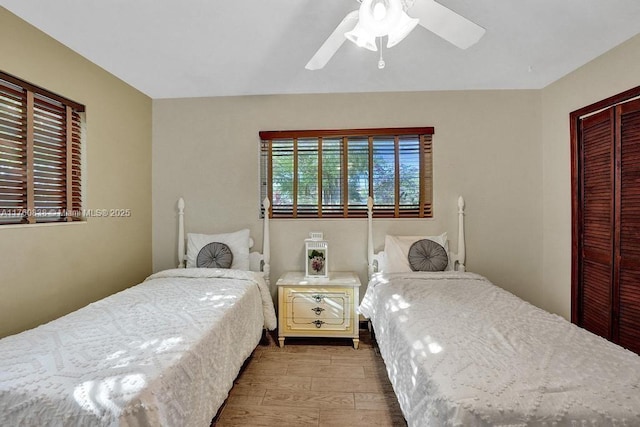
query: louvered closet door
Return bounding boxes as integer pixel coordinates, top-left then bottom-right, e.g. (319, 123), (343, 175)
(616, 99), (640, 354)
(578, 109), (615, 339)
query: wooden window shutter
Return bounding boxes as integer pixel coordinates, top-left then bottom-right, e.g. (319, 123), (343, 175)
(33, 95), (69, 221)
(0, 80), (28, 224)
(0, 71), (84, 225)
(260, 127), (434, 219)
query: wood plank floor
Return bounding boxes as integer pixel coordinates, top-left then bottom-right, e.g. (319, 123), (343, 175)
(212, 329), (407, 426)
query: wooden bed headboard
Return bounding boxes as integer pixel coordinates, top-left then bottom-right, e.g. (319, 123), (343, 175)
(176, 197), (271, 283)
(366, 196), (466, 277)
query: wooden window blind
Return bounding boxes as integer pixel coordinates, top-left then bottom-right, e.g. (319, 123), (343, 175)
(0, 71), (84, 225)
(260, 127), (434, 218)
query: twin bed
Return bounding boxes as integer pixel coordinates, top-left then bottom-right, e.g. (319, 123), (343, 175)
(0, 198), (276, 426)
(359, 196), (640, 426)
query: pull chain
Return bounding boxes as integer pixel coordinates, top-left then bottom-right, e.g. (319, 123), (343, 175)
(378, 37), (386, 69)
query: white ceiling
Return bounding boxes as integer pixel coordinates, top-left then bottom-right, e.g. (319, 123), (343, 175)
(2, 0), (640, 99)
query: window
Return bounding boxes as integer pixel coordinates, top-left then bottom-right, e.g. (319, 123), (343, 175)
(0, 71), (84, 225)
(260, 127), (433, 218)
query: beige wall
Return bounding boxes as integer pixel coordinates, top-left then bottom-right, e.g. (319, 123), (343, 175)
(153, 90), (543, 303)
(154, 33), (640, 318)
(540, 33), (640, 319)
(0, 9), (152, 337)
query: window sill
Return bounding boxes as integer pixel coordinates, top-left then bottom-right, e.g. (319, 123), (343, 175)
(0, 220), (87, 230)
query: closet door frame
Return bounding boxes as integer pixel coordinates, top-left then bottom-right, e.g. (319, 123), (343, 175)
(570, 85), (640, 330)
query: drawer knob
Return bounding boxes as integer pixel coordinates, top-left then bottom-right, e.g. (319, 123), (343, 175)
(311, 294), (325, 303)
(312, 320), (325, 328)
(311, 307), (325, 316)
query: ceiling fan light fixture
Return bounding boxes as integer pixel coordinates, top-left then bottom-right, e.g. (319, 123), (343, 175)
(306, 0), (486, 71)
(386, 12), (419, 48)
(346, 0), (418, 52)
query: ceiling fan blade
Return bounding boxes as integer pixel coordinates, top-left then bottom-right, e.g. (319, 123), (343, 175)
(411, 0), (485, 49)
(305, 10), (359, 70)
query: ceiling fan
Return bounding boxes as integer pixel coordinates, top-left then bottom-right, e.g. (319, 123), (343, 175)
(305, 0), (486, 70)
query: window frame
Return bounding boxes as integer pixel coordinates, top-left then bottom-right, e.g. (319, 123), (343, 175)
(260, 127), (434, 219)
(0, 71), (85, 226)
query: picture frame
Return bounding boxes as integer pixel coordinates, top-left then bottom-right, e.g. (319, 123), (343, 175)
(305, 233), (328, 278)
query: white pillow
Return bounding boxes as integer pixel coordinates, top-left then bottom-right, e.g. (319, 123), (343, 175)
(383, 233), (451, 273)
(186, 229), (251, 270)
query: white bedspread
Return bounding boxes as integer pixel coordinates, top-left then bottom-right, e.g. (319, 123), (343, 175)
(0, 268), (277, 427)
(359, 272), (640, 427)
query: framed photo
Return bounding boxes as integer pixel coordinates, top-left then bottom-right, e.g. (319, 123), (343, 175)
(305, 237), (328, 278)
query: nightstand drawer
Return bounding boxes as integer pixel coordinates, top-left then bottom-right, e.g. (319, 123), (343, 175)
(285, 288), (350, 315)
(282, 316), (351, 331)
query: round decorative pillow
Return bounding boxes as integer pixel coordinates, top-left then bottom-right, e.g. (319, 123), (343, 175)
(196, 242), (233, 268)
(408, 239), (448, 272)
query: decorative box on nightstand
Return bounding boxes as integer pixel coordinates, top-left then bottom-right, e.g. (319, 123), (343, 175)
(277, 271), (361, 349)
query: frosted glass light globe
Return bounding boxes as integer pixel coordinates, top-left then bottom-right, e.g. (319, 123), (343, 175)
(373, 2), (387, 21)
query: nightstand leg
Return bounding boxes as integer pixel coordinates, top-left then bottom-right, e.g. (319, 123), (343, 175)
(353, 338), (359, 350)
(278, 337), (285, 348)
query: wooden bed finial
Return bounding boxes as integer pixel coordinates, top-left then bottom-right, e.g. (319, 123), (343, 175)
(262, 198), (271, 285)
(367, 197), (374, 278)
(178, 197), (186, 268)
(457, 196), (466, 272)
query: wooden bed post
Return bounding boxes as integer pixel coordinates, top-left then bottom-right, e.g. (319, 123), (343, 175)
(367, 196), (374, 278)
(178, 197), (186, 268)
(457, 196), (466, 272)
(262, 197), (271, 286)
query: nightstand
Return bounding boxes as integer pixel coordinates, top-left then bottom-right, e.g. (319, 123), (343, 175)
(277, 271), (361, 349)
